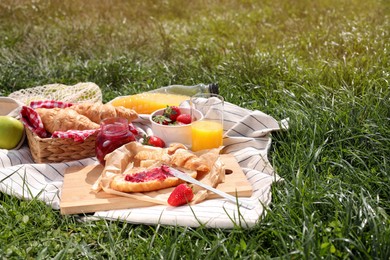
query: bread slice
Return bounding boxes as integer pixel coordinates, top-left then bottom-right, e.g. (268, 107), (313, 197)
(110, 164), (197, 193)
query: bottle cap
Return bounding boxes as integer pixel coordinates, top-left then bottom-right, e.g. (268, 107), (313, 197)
(208, 83), (219, 94)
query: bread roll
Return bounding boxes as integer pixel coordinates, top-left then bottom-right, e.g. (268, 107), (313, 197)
(35, 102), (138, 133)
(70, 103), (138, 124)
(35, 107), (99, 133)
(134, 146), (210, 174)
(170, 148), (210, 174)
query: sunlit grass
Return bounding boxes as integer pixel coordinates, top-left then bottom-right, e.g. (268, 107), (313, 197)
(0, 0), (389, 258)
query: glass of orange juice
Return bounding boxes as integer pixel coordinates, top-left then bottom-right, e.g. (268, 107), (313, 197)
(190, 93), (224, 151)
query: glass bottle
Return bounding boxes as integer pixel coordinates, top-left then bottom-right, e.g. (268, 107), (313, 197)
(95, 117), (135, 165)
(110, 83), (219, 114)
(147, 83), (219, 96)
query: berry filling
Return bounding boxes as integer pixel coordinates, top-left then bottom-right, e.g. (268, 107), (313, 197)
(124, 165), (172, 183)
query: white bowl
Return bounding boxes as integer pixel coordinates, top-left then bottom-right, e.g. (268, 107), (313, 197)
(150, 107), (203, 147)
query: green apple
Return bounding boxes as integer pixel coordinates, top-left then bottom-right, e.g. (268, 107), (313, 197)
(0, 116), (25, 149)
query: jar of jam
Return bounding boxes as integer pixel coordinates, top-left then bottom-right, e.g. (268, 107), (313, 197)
(95, 117), (136, 165)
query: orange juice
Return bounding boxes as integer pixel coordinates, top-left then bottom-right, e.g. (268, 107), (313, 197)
(110, 93), (190, 114)
(191, 120), (223, 151)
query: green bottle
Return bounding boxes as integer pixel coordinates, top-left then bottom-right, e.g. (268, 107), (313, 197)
(148, 83), (219, 96)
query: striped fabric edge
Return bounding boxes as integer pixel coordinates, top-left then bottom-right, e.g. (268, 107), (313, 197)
(0, 146), (97, 209)
(91, 171), (276, 229)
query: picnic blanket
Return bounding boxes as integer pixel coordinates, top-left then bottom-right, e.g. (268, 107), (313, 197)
(0, 99), (287, 228)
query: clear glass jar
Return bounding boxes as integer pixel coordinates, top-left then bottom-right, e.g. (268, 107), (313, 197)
(95, 117), (135, 165)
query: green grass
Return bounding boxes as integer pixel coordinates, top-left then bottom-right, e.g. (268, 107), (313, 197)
(1, 0), (389, 258)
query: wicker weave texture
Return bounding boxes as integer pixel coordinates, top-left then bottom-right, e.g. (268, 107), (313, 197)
(26, 128), (96, 163)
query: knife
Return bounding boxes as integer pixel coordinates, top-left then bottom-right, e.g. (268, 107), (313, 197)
(169, 167), (255, 210)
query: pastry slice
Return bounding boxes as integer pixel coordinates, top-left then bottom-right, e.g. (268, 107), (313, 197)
(110, 164), (197, 193)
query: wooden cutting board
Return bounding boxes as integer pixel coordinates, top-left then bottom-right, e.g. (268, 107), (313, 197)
(60, 154), (252, 215)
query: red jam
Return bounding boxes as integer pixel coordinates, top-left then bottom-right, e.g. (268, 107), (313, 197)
(95, 117), (136, 165)
(124, 165), (171, 183)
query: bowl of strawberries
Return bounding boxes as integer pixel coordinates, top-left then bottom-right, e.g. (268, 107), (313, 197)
(150, 106), (203, 147)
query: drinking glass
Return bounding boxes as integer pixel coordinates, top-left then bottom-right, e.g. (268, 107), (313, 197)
(190, 93), (224, 151)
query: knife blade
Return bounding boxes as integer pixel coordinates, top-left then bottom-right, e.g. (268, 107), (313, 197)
(169, 167), (255, 210)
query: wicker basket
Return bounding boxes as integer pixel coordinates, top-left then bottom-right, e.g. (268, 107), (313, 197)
(25, 127), (97, 163)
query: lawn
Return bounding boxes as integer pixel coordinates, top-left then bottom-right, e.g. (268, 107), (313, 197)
(1, 0), (389, 258)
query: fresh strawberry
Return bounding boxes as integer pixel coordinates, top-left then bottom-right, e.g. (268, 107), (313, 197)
(152, 115), (171, 125)
(142, 135), (166, 148)
(163, 106), (181, 122)
(128, 123), (139, 135)
(176, 114), (192, 125)
(167, 183), (194, 206)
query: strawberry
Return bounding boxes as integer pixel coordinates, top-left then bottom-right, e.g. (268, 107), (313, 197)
(152, 115), (171, 125)
(163, 106), (181, 122)
(142, 135), (166, 148)
(128, 123), (139, 135)
(176, 114), (192, 125)
(167, 183), (194, 206)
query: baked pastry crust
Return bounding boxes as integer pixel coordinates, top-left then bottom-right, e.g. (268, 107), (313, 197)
(36, 107), (100, 133)
(95, 142), (221, 196)
(170, 148), (210, 173)
(134, 145), (210, 174)
(110, 164), (197, 193)
(35, 103), (138, 133)
(70, 103), (138, 124)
